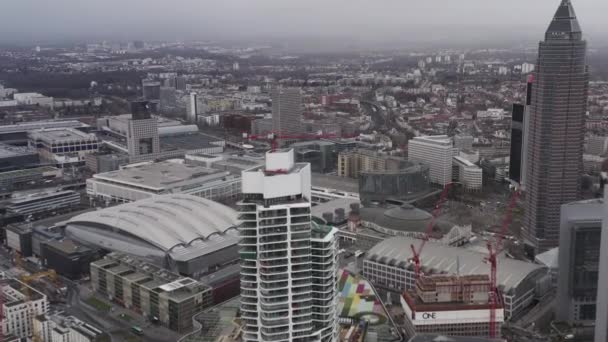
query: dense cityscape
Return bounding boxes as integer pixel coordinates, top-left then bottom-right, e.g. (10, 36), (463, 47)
(0, 1), (606, 342)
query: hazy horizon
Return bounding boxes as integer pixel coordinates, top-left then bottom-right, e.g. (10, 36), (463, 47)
(1, 0), (606, 48)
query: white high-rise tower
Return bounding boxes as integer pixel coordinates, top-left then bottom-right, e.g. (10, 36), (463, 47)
(239, 149), (339, 342)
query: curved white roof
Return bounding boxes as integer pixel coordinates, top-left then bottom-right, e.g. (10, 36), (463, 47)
(68, 194), (238, 251)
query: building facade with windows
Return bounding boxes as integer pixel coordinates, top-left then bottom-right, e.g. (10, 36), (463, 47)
(239, 149), (338, 342)
(90, 252), (212, 333)
(557, 198), (604, 324)
(408, 136), (455, 186)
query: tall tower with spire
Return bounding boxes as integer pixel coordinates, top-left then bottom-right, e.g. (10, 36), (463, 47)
(523, 0), (589, 254)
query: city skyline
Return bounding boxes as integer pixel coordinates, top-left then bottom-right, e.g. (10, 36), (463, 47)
(1, 0), (607, 46)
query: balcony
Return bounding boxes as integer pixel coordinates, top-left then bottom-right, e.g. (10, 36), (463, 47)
(259, 235), (287, 244)
(262, 311), (289, 320)
(260, 281), (289, 290)
(291, 241), (310, 249)
(259, 243), (288, 253)
(291, 216), (310, 224)
(260, 289), (288, 298)
(291, 232), (311, 241)
(259, 259), (288, 268)
(291, 224), (310, 232)
(260, 226), (288, 236)
(259, 218), (288, 227)
(260, 332), (290, 342)
(260, 296), (289, 306)
(260, 266), (288, 275)
(290, 207), (311, 216)
(260, 273), (289, 282)
(292, 249), (310, 257)
(292, 271), (311, 280)
(259, 251), (288, 260)
(259, 209), (287, 218)
(260, 303), (289, 312)
(292, 293), (312, 302)
(241, 296), (258, 304)
(292, 279), (312, 287)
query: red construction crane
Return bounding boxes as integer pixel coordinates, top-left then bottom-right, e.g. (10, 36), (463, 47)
(486, 190), (521, 338)
(409, 183), (454, 281)
(243, 131), (340, 152)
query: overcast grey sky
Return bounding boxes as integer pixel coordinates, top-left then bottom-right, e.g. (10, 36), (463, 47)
(1, 0), (606, 45)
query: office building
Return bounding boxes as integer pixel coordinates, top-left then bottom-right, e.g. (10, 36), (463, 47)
(91, 252), (213, 333)
(0, 120), (88, 145)
(1, 278), (49, 339)
(86, 161), (241, 204)
(453, 156), (483, 191)
(188, 92), (198, 123)
(0, 166), (62, 191)
(7, 189), (81, 216)
(239, 149), (338, 342)
(28, 128), (99, 166)
(596, 190), (608, 342)
(127, 101), (161, 162)
(363, 237), (550, 319)
(587, 135), (608, 156)
(142, 79), (161, 101)
(271, 87), (303, 138)
(290, 140), (337, 174)
(523, 0), (589, 254)
(400, 275), (504, 339)
(338, 149), (410, 179)
(67, 194), (239, 278)
(408, 135), (455, 186)
(557, 198), (603, 324)
(453, 135), (474, 151)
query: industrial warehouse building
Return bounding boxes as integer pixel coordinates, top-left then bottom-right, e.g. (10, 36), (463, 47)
(363, 237), (551, 319)
(90, 252), (212, 333)
(66, 194), (240, 278)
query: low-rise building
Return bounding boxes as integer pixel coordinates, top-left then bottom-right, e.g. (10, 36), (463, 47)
(0, 143), (39, 173)
(90, 252), (213, 333)
(86, 160), (241, 204)
(34, 313), (103, 342)
(6, 190), (80, 216)
(28, 128), (99, 166)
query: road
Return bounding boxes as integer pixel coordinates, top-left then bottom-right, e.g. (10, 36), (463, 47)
(65, 282), (180, 342)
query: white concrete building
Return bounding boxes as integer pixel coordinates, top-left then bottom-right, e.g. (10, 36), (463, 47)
(1, 278), (49, 339)
(239, 149), (338, 342)
(28, 128), (99, 166)
(453, 156), (483, 191)
(14, 93), (54, 108)
(408, 135), (454, 186)
(86, 160), (241, 204)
